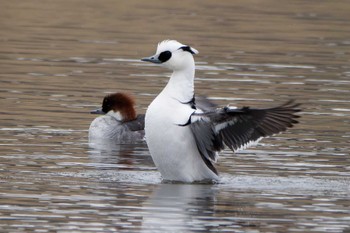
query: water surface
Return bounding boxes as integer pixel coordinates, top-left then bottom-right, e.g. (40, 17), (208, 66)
(1, 0), (350, 232)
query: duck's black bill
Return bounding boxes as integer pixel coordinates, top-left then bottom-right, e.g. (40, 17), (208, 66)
(90, 108), (105, 114)
(141, 55), (162, 64)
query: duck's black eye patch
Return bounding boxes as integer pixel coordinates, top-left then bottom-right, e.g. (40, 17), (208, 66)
(180, 46), (195, 54)
(102, 96), (112, 113)
(158, 50), (172, 63)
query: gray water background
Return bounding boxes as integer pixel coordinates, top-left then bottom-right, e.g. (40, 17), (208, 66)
(1, 1), (350, 232)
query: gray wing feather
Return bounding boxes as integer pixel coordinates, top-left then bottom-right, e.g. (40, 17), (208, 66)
(124, 114), (145, 131)
(195, 95), (218, 112)
(190, 100), (301, 162)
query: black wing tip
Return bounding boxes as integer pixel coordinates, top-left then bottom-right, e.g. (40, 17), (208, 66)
(273, 100), (302, 120)
(256, 99), (301, 135)
(283, 101), (301, 127)
(282, 99), (302, 110)
(284, 99), (302, 124)
(291, 119), (299, 124)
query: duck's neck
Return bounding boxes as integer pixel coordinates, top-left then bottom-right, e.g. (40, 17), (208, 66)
(164, 66), (195, 103)
(107, 110), (123, 122)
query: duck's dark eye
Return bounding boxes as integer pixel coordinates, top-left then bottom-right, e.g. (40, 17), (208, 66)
(102, 96), (113, 113)
(158, 51), (172, 63)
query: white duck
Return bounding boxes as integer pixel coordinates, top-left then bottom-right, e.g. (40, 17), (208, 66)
(141, 40), (300, 183)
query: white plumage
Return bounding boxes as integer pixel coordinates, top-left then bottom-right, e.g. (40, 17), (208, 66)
(142, 40), (300, 183)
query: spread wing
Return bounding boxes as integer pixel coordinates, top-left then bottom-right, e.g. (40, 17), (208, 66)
(190, 100), (301, 164)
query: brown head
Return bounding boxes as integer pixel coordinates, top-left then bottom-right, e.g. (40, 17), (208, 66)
(101, 92), (137, 122)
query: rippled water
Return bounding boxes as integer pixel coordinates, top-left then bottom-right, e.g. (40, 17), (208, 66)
(1, 0), (350, 232)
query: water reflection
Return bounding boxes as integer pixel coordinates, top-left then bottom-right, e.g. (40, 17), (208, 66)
(141, 183), (216, 232)
(1, 0), (350, 232)
(87, 143), (152, 171)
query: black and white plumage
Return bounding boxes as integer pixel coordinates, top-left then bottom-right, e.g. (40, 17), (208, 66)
(190, 99), (300, 175)
(141, 40), (301, 183)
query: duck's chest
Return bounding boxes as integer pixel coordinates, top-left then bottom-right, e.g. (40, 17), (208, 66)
(145, 95), (195, 131)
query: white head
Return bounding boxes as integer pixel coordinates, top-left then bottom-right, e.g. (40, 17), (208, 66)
(141, 40), (198, 70)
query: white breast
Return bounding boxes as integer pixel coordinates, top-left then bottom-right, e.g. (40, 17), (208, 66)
(145, 93), (219, 182)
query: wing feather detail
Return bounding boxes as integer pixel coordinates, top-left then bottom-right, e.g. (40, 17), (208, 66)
(190, 100), (301, 163)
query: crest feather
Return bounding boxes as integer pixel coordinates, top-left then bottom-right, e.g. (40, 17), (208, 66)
(156, 40), (185, 54)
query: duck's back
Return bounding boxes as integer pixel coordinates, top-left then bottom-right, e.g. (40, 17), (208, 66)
(89, 115), (119, 139)
(89, 115), (144, 144)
